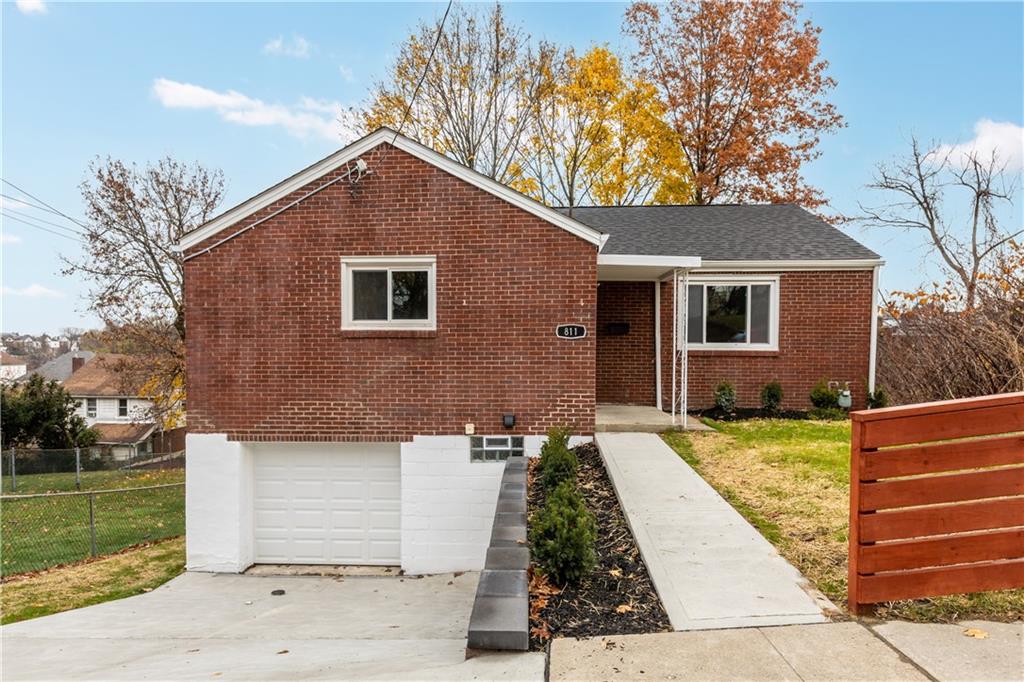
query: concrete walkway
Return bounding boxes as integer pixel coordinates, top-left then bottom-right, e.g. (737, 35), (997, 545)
(1, 571), (544, 681)
(596, 432), (828, 630)
(550, 620), (1024, 681)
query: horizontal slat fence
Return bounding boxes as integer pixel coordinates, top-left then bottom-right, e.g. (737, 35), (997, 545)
(848, 392), (1024, 614)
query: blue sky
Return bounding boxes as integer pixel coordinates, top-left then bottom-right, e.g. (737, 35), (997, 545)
(2, 1), (1022, 334)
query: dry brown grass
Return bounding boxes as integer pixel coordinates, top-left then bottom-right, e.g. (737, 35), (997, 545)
(1, 536), (184, 624)
(665, 421), (1024, 623)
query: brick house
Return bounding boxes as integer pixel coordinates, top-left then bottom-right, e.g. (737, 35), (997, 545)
(180, 127), (881, 575)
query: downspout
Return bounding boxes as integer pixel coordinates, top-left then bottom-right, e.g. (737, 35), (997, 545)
(868, 264), (881, 395)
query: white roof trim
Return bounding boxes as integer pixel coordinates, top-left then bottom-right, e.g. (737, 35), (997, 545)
(598, 254), (702, 269)
(179, 127), (604, 252)
(695, 258), (884, 272)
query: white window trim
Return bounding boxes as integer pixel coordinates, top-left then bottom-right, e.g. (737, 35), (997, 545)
(86, 397), (97, 418)
(680, 274), (780, 351)
(341, 256), (437, 331)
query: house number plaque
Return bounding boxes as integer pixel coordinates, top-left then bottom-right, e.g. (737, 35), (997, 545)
(555, 324), (587, 339)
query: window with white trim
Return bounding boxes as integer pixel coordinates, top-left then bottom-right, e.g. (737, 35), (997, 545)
(86, 398), (97, 418)
(683, 276), (779, 350)
(118, 398), (129, 417)
(341, 257), (436, 330)
(470, 436), (524, 462)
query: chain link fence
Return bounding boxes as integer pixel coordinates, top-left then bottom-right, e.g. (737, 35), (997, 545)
(2, 447), (185, 494)
(1, 445), (186, 577)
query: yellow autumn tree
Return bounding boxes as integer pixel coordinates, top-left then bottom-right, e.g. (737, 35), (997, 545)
(522, 46), (692, 208)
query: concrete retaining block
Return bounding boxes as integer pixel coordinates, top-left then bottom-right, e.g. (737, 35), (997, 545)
(467, 456), (530, 652)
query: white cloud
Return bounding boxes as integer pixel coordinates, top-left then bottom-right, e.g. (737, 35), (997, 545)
(338, 65), (355, 83)
(16, 0), (47, 15)
(1, 284), (64, 298)
(263, 34), (313, 59)
(152, 78), (350, 142)
(935, 119), (1024, 171)
(1, 234), (23, 245)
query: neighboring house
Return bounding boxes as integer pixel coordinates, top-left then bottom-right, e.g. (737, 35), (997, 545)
(180, 127), (881, 575)
(13, 350), (96, 384)
(1, 352), (28, 384)
(62, 353), (157, 460)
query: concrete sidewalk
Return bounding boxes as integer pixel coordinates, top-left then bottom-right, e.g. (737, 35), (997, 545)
(550, 620), (1024, 681)
(596, 432), (828, 630)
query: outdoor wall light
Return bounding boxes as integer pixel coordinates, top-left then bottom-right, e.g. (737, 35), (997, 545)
(503, 414), (516, 429)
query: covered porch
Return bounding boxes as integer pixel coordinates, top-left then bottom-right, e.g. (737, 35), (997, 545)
(596, 404), (710, 433)
(596, 254), (701, 429)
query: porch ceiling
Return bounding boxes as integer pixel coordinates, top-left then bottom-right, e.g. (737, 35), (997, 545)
(597, 254), (702, 281)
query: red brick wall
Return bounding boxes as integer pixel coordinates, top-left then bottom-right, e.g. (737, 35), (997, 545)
(184, 143), (597, 441)
(596, 282), (656, 405)
(659, 271), (874, 410)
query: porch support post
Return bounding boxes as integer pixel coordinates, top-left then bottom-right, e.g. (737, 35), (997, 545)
(671, 269), (678, 425)
(654, 281), (662, 411)
(680, 270), (689, 429)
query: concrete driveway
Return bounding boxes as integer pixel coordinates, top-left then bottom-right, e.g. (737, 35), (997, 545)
(1, 571), (544, 681)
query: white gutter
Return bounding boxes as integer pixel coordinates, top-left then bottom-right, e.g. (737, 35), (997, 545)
(697, 259), (884, 272)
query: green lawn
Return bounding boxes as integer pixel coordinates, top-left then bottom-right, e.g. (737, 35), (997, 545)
(1, 469), (185, 576)
(1, 536), (185, 624)
(663, 419), (1024, 623)
(3, 468), (185, 494)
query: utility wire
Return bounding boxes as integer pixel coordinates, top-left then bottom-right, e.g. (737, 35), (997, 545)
(0, 192), (84, 230)
(0, 179), (90, 230)
(2, 211), (84, 243)
(3, 208), (82, 236)
(371, 0), (453, 173)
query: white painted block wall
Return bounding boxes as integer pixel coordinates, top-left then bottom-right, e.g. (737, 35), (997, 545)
(185, 433), (254, 572)
(400, 435), (506, 574)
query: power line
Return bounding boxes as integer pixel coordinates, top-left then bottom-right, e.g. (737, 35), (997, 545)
(0, 192), (83, 229)
(0, 179), (90, 230)
(370, 0), (453, 175)
(1, 211), (84, 243)
(2, 208), (82, 236)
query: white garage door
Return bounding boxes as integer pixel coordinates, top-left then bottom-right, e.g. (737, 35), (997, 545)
(252, 443), (401, 565)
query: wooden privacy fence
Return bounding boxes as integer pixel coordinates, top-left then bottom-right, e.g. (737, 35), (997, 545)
(848, 392), (1024, 614)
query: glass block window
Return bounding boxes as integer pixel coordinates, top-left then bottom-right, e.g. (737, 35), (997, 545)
(470, 436), (525, 462)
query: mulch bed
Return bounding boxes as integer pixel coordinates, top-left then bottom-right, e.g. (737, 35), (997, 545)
(694, 407), (809, 421)
(527, 442), (671, 650)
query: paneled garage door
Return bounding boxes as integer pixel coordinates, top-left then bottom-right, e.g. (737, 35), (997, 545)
(252, 443), (401, 565)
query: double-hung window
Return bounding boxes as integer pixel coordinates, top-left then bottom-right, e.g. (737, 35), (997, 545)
(118, 398), (129, 418)
(86, 398), (97, 418)
(684, 276), (779, 350)
(341, 256), (436, 330)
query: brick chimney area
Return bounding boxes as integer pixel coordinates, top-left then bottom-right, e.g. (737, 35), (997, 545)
(71, 355), (85, 373)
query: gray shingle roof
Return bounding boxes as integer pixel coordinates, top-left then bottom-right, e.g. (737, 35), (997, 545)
(557, 204), (879, 262)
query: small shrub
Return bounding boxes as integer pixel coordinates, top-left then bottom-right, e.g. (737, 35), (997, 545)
(530, 479), (596, 585)
(714, 380), (737, 413)
(867, 386), (890, 409)
(760, 381), (784, 413)
(809, 406), (848, 421)
(541, 443), (578, 490)
(544, 425), (572, 450)
(809, 378), (840, 409)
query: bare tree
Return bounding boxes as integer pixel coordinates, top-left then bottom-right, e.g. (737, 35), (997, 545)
(860, 137), (1020, 308)
(360, 3), (549, 185)
(63, 156), (224, 425)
